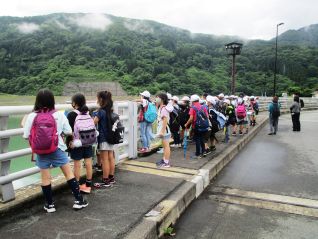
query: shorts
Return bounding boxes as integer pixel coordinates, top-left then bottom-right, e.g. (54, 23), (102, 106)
(203, 130), (210, 143)
(237, 118), (247, 125)
(36, 148), (69, 169)
(98, 142), (114, 151)
(162, 134), (171, 141)
(69, 146), (93, 160)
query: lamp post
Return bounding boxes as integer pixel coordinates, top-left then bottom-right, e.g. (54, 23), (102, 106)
(273, 22), (284, 96)
(225, 42), (243, 95)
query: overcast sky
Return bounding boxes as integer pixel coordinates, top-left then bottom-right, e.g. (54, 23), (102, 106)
(1, 0), (318, 40)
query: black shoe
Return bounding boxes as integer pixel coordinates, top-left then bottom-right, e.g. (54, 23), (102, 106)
(202, 152), (207, 157)
(210, 146), (216, 151)
(268, 133), (274, 135)
(73, 200), (88, 210)
(44, 203), (56, 213)
(205, 149), (212, 155)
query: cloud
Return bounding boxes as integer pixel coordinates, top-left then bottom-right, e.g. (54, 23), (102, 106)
(16, 22), (40, 33)
(124, 19), (154, 34)
(54, 20), (68, 30)
(69, 13), (112, 30)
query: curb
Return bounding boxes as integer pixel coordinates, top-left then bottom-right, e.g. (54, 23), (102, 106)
(124, 115), (269, 239)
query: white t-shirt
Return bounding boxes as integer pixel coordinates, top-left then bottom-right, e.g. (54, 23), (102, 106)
(23, 111), (72, 151)
(142, 99), (149, 108)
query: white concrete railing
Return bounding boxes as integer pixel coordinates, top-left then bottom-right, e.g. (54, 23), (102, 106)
(0, 101), (138, 202)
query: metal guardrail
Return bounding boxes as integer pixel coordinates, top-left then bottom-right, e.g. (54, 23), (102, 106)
(0, 97), (317, 203)
(0, 101), (138, 202)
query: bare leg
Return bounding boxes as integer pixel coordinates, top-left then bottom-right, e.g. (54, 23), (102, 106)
(108, 151), (115, 176)
(84, 158), (93, 181)
(162, 139), (171, 161)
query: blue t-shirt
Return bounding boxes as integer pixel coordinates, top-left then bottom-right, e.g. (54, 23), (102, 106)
(96, 109), (108, 144)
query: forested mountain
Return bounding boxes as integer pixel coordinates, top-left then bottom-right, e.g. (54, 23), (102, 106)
(0, 13), (317, 96)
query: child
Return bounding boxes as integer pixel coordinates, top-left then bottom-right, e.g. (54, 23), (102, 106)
(224, 99), (237, 137)
(236, 98), (247, 135)
(248, 96), (258, 126)
(93, 91), (116, 188)
(23, 89), (88, 213)
(170, 96), (181, 148)
(179, 96), (191, 143)
(156, 93), (171, 168)
(137, 90), (154, 152)
(185, 95), (209, 159)
(206, 96), (218, 151)
(67, 93), (94, 194)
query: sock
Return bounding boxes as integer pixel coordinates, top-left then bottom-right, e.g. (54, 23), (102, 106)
(41, 184), (53, 205)
(86, 179), (92, 187)
(109, 175), (114, 179)
(164, 159), (169, 164)
(103, 177), (109, 182)
(67, 178), (83, 202)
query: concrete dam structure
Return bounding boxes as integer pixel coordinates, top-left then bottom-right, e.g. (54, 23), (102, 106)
(63, 82), (127, 96)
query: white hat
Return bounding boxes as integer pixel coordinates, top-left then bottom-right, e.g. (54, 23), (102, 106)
(218, 93), (225, 98)
(190, 94), (200, 102)
(140, 90), (150, 98)
(224, 99), (230, 105)
(225, 95), (229, 99)
(181, 96), (190, 101)
(250, 96), (255, 99)
(206, 95), (216, 105)
(172, 96), (179, 101)
(199, 99), (205, 104)
(230, 95), (235, 99)
(167, 92), (172, 100)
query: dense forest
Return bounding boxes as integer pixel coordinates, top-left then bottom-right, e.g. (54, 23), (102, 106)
(0, 13), (317, 96)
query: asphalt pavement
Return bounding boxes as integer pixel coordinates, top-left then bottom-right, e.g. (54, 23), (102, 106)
(174, 111), (318, 239)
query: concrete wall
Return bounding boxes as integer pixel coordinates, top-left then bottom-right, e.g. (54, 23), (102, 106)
(63, 82), (127, 96)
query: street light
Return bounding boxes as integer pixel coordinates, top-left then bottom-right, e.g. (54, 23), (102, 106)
(273, 22), (284, 96)
(225, 42), (243, 95)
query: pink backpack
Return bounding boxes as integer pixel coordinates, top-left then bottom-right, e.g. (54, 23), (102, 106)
(29, 110), (58, 154)
(73, 110), (97, 146)
(236, 104), (246, 119)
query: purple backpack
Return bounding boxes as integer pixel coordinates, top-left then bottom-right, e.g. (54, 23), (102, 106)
(29, 110), (58, 154)
(73, 110), (97, 146)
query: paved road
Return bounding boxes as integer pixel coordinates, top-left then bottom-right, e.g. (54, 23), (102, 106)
(174, 111), (318, 239)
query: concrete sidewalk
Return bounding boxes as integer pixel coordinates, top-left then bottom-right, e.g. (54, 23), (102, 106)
(0, 114), (269, 239)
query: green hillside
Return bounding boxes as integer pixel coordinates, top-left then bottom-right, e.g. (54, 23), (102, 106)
(0, 13), (317, 96)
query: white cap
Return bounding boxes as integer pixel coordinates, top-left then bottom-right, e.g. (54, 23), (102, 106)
(230, 95), (235, 99)
(190, 94), (200, 102)
(243, 96), (249, 101)
(140, 90), (150, 98)
(199, 99), (205, 104)
(218, 93), (225, 98)
(250, 96), (255, 99)
(167, 92), (172, 100)
(225, 95), (229, 99)
(181, 96), (190, 101)
(224, 99), (230, 105)
(172, 96), (179, 102)
(206, 95), (216, 105)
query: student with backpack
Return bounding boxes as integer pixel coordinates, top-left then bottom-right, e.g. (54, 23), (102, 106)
(138, 91), (156, 153)
(170, 96), (181, 148)
(23, 89), (88, 213)
(206, 96), (219, 151)
(94, 91), (117, 188)
(67, 93), (95, 194)
(185, 95), (209, 159)
(236, 98), (248, 135)
(268, 96), (281, 135)
(155, 93), (171, 168)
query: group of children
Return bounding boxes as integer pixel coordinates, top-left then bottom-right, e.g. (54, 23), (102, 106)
(23, 89), (118, 213)
(138, 91), (260, 160)
(22, 88), (259, 213)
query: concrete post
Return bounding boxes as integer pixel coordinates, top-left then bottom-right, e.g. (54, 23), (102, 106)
(128, 102), (138, 159)
(0, 115), (15, 202)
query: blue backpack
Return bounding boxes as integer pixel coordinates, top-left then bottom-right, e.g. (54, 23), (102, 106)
(193, 106), (210, 132)
(144, 102), (157, 123)
(212, 109), (226, 129)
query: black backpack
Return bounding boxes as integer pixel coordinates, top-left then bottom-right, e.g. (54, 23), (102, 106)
(300, 99), (304, 108)
(106, 112), (125, 145)
(272, 103), (280, 118)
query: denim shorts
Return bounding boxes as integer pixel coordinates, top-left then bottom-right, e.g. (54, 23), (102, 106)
(36, 148), (69, 169)
(162, 134), (171, 141)
(69, 146), (93, 160)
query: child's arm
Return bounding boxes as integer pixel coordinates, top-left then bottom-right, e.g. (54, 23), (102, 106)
(158, 116), (168, 137)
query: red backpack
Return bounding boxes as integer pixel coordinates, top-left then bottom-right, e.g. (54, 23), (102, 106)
(29, 110), (58, 154)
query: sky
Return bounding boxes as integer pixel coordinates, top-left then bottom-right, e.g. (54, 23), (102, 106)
(1, 0), (318, 40)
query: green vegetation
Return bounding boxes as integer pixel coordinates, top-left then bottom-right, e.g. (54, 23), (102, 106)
(0, 13), (317, 97)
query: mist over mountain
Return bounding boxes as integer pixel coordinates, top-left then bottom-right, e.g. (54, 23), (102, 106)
(0, 13), (317, 96)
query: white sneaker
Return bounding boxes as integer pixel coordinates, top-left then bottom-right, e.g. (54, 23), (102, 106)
(178, 144), (182, 148)
(171, 144), (176, 148)
(157, 148), (164, 154)
(44, 204), (56, 213)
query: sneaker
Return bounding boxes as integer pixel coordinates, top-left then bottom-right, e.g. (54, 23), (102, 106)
(178, 144), (182, 148)
(44, 204), (56, 213)
(157, 148), (164, 154)
(210, 146), (216, 151)
(205, 148), (212, 155)
(80, 184), (91, 194)
(170, 144), (177, 148)
(73, 200), (89, 210)
(157, 160), (171, 168)
(93, 164), (102, 172)
(232, 132), (237, 136)
(239, 131), (243, 136)
(202, 152), (207, 157)
(191, 155), (202, 160)
(109, 177), (116, 184)
(94, 180), (112, 188)
(156, 159), (164, 166)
